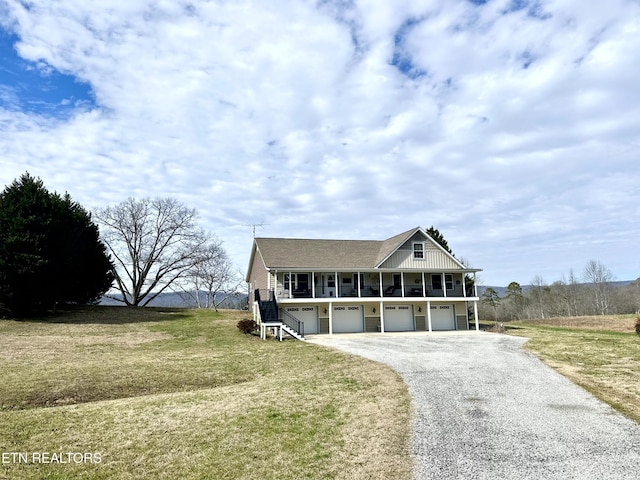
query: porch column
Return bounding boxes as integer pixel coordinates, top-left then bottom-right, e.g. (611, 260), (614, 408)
(312, 272), (316, 298)
(463, 273), (467, 298)
(473, 301), (479, 332)
(427, 300), (432, 332)
(401, 273), (405, 297)
(474, 273), (478, 297)
(329, 302), (333, 335)
(379, 301), (385, 333)
(289, 271), (292, 298)
(379, 272), (383, 297)
(336, 271), (339, 298)
(421, 272), (426, 297)
(357, 272), (361, 298)
(442, 273), (447, 298)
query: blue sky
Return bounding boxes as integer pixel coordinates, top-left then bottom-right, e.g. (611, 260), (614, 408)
(1, 0), (639, 287)
(0, 30), (95, 116)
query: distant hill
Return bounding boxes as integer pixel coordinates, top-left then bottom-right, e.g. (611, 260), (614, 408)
(478, 280), (634, 297)
(100, 291), (248, 309)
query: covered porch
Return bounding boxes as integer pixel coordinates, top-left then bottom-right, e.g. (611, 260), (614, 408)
(275, 270), (477, 300)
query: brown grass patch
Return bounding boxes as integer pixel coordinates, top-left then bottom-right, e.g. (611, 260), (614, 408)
(516, 315), (636, 332)
(0, 332), (172, 361)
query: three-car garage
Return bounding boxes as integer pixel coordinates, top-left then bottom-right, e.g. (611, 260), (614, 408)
(282, 302), (463, 334)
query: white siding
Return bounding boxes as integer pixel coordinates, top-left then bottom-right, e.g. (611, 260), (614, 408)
(379, 247), (462, 270)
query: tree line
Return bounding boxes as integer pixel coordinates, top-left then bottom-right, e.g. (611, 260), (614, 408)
(480, 261), (640, 321)
(0, 173), (241, 317)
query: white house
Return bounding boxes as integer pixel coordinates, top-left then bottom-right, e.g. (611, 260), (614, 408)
(246, 227), (481, 339)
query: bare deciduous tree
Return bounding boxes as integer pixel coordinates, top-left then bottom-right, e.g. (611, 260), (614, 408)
(530, 275), (548, 319)
(177, 240), (243, 311)
(94, 197), (209, 306)
(583, 259), (614, 315)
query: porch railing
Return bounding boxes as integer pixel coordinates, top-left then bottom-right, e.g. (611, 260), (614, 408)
(277, 286), (461, 299)
(273, 278), (473, 300)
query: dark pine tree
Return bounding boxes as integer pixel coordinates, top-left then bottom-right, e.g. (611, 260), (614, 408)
(0, 173), (114, 316)
(425, 225), (452, 254)
(425, 225), (476, 296)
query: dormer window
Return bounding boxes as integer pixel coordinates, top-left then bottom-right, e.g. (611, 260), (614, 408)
(413, 242), (425, 260)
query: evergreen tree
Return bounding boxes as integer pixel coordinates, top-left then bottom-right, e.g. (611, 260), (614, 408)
(505, 281), (527, 319)
(0, 173), (114, 316)
(425, 225), (477, 295)
(425, 225), (452, 255)
(482, 287), (501, 321)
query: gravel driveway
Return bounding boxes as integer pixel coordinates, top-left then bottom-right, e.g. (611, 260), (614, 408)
(308, 332), (640, 479)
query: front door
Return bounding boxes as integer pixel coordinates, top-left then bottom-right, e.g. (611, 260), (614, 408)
(297, 274), (309, 294)
(322, 274), (336, 297)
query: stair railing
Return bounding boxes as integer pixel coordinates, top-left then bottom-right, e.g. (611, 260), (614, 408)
(255, 289), (279, 324)
(281, 308), (304, 338)
(255, 289), (304, 340)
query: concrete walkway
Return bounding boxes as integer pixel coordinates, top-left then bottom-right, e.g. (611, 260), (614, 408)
(308, 332), (640, 479)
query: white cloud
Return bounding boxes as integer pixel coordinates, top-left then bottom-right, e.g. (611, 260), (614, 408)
(0, 0), (639, 285)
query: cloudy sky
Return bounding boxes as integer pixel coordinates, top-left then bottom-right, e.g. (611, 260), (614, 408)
(1, 0), (639, 287)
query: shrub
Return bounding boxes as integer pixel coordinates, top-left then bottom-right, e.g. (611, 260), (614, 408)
(635, 317), (640, 336)
(487, 322), (506, 334)
(237, 318), (258, 334)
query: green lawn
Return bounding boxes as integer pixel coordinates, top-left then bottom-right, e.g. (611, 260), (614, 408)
(504, 316), (640, 423)
(0, 307), (411, 480)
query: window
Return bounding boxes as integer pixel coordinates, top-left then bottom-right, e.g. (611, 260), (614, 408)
(283, 273), (309, 291)
(413, 242), (425, 259)
(431, 274), (442, 290)
(445, 274), (453, 290)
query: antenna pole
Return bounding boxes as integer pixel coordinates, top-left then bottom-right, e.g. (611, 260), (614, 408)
(244, 222), (269, 238)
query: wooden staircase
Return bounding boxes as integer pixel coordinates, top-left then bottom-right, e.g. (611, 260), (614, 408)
(255, 290), (305, 341)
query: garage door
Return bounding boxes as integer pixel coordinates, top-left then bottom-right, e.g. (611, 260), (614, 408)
(333, 305), (364, 333)
(430, 304), (455, 330)
(384, 305), (414, 332)
(284, 306), (318, 334)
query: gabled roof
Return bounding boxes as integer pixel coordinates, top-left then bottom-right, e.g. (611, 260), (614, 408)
(247, 227), (479, 278)
(374, 227), (421, 266)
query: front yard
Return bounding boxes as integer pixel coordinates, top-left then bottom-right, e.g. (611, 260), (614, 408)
(0, 307), (411, 480)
